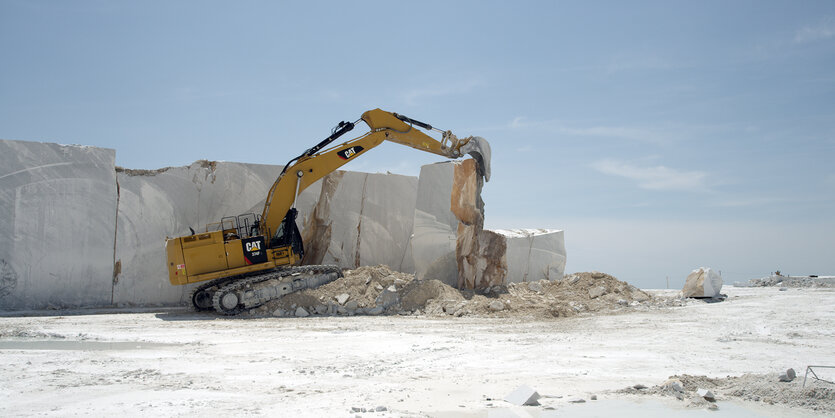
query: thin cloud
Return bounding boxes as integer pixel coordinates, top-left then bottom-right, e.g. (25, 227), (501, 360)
(591, 159), (709, 192)
(402, 78), (483, 105)
(794, 17), (835, 43)
(506, 117), (673, 145)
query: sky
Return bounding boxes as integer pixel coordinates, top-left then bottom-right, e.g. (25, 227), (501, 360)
(1, 1), (834, 288)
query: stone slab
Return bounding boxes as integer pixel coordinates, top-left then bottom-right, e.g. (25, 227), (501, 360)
(497, 229), (567, 283)
(0, 139), (117, 309)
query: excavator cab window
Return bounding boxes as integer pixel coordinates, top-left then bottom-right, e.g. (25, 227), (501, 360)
(270, 208), (304, 258)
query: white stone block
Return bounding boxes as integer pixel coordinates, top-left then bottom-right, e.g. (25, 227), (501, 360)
(0, 139), (117, 309)
(412, 163), (458, 286)
(682, 267), (723, 298)
(504, 384), (541, 406)
(497, 229), (566, 283)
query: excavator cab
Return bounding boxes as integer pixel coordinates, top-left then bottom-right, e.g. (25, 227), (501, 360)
(270, 208), (304, 260)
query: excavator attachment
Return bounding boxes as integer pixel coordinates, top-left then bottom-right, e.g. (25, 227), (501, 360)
(458, 136), (492, 182)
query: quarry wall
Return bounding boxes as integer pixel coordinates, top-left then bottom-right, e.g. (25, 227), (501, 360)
(0, 139), (565, 309)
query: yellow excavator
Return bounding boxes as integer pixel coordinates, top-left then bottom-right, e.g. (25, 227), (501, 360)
(165, 109), (491, 314)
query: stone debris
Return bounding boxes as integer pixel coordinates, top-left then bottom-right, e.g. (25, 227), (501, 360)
(250, 265), (652, 319)
(294, 307), (309, 317)
(681, 267), (723, 298)
(504, 384), (541, 406)
(618, 373), (835, 414)
(336, 293), (350, 305)
(778, 368), (796, 382)
(744, 274), (835, 288)
(527, 282), (544, 293)
(568, 398), (586, 403)
(588, 286), (607, 299)
(697, 388), (716, 402)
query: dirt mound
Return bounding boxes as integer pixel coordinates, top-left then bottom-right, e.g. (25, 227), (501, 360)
(249, 266), (652, 319)
(618, 372), (835, 413)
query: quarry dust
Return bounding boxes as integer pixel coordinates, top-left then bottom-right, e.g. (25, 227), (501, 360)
(251, 265), (660, 319)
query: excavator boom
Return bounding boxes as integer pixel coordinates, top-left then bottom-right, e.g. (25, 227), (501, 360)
(259, 109), (490, 242)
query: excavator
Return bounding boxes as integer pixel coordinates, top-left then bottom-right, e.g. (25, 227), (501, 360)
(165, 109), (491, 314)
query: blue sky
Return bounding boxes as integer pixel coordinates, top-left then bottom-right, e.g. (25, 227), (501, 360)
(2, 1), (833, 287)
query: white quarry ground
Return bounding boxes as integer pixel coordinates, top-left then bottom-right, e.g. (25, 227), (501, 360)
(1, 287), (833, 416)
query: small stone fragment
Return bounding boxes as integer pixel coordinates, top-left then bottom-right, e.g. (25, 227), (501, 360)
(697, 388), (715, 402)
(345, 300), (359, 310)
(708, 403), (719, 410)
(779, 287), (788, 291)
(568, 398), (585, 403)
(568, 275), (580, 285)
(488, 300), (505, 311)
(663, 379), (684, 393)
(787, 368), (796, 380)
(336, 293), (350, 305)
(633, 384), (647, 390)
(367, 306), (384, 315)
(527, 281), (544, 293)
(272, 309), (285, 317)
(504, 385), (541, 406)
(588, 286), (607, 299)
(295, 307), (309, 317)
(315, 304), (327, 314)
(590, 395), (597, 400)
(375, 406), (387, 412)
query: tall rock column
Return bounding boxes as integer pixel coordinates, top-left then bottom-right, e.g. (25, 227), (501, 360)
(412, 159), (507, 289)
(452, 160), (507, 289)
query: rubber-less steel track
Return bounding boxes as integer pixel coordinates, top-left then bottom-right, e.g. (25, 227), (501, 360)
(207, 265), (342, 315)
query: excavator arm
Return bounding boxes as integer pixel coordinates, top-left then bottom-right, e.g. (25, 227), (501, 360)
(259, 108), (491, 246)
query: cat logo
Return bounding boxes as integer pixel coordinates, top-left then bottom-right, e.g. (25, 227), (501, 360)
(242, 237), (268, 264)
(337, 146), (364, 160)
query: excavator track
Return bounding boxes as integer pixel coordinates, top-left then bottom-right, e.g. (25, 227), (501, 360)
(189, 276), (238, 311)
(209, 265), (342, 315)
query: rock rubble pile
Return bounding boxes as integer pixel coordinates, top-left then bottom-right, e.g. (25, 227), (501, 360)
(250, 265), (652, 319)
(745, 275), (835, 288)
(618, 372), (835, 413)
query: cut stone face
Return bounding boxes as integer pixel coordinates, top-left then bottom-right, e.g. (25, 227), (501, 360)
(0, 139), (117, 309)
(302, 171), (417, 271)
(1, 139), (567, 307)
(682, 267), (723, 298)
(412, 163), (459, 286)
(496, 229), (566, 283)
(412, 160), (566, 289)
